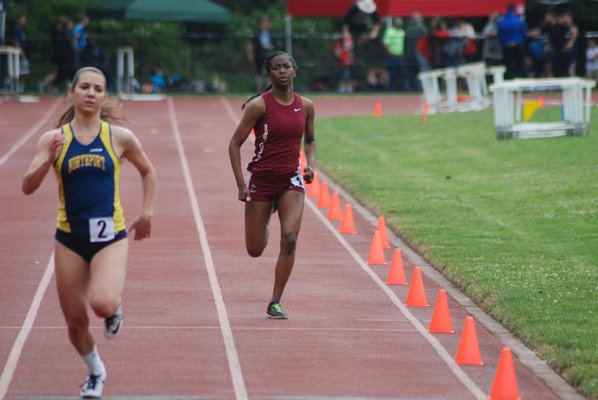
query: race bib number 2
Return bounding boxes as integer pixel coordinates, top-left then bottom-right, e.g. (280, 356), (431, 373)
(89, 217), (115, 243)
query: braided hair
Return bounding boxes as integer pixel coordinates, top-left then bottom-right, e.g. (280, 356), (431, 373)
(241, 51), (298, 110)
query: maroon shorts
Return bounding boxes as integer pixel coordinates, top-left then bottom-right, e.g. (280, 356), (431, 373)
(247, 171), (305, 202)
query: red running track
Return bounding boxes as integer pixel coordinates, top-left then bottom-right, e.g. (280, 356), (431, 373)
(0, 95), (583, 399)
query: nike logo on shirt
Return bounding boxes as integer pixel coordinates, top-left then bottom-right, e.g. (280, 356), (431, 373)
(294, 108), (302, 112)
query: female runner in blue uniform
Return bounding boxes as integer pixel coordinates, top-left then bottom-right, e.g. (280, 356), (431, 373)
(229, 51), (316, 319)
(22, 67), (156, 399)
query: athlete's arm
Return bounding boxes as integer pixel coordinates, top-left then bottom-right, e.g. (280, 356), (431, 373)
(301, 97), (316, 184)
(21, 129), (63, 195)
(114, 127), (156, 240)
(228, 96), (265, 202)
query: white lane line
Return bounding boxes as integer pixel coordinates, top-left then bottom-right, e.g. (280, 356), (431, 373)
(0, 98), (63, 167)
(167, 98), (248, 400)
(305, 199), (487, 400)
(219, 96), (485, 399)
(0, 253), (54, 400)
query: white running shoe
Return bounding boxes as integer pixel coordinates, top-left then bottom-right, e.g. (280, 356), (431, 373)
(80, 372), (105, 399)
(104, 306), (123, 339)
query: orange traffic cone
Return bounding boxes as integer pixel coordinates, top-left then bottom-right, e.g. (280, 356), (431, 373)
(429, 289), (454, 333)
(454, 316), (483, 365)
(376, 216), (391, 248)
(339, 203), (357, 234)
(386, 248), (407, 285)
(489, 347), (521, 400)
(327, 192), (342, 221)
(317, 181), (331, 209)
(300, 151), (307, 171)
(308, 172), (320, 199)
(420, 101), (430, 125)
(374, 102), (383, 117)
(367, 230), (387, 265)
(405, 267), (429, 307)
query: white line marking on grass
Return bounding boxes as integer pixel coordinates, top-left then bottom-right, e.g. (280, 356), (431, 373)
(167, 98), (248, 400)
(304, 199), (487, 400)
(0, 98), (62, 167)
(0, 253), (54, 400)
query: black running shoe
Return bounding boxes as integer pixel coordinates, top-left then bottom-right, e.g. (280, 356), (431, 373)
(266, 301), (288, 319)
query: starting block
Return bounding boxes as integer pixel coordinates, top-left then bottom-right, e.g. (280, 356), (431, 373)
(490, 77), (595, 139)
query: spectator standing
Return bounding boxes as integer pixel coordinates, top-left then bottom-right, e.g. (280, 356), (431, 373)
(247, 15), (274, 92)
(79, 37), (111, 87)
(403, 12), (428, 91)
(497, 3), (528, 79)
(343, 0), (383, 89)
(343, 0), (381, 44)
(334, 28), (355, 93)
(382, 17), (406, 91)
(562, 11), (578, 76)
(420, 17), (451, 69)
(11, 14), (29, 92)
(482, 13), (503, 67)
(51, 16), (76, 93)
(73, 15), (89, 67)
(458, 20), (478, 63)
(586, 38), (598, 81)
(546, 11), (575, 77)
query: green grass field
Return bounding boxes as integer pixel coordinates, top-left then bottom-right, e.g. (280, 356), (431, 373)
(316, 105), (598, 399)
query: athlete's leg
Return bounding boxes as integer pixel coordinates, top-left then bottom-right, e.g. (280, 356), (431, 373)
(88, 238), (128, 319)
(270, 190), (304, 302)
(54, 241), (95, 355)
(245, 200), (274, 257)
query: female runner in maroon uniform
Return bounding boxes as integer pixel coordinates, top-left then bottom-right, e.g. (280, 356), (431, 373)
(229, 51), (316, 319)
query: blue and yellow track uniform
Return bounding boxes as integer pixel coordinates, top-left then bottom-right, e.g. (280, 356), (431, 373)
(53, 121), (127, 261)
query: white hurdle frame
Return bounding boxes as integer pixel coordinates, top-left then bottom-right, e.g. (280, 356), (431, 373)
(418, 62), (501, 114)
(0, 46), (20, 95)
(117, 47), (135, 95)
(490, 77), (595, 139)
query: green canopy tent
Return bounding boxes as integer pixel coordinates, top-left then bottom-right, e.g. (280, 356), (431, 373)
(88, 0), (231, 23)
(87, 0), (231, 98)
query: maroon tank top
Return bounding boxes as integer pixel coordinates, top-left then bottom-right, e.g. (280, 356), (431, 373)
(247, 91), (305, 175)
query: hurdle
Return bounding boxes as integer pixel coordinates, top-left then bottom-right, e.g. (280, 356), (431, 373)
(490, 77), (595, 139)
(0, 45), (39, 102)
(116, 47), (165, 101)
(418, 62), (498, 114)
(116, 47), (135, 95)
(0, 45), (20, 95)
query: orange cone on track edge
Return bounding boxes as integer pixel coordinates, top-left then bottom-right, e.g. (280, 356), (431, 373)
(339, 203), (357, 234)
(367, 230), (387, 265)
(420, 102), (430, 125)
(317, 181), (331, 209)
(454, 316), (483, 365)
(405, 267), (429, 307)
(308, 172), (320, 199)
(428, 289), (454, 333)
(386, 248), (407, 285)
(300, 151), (307, 171)
(376, 216), (391, 248)
(374, 102), (382, 117)
(327, 192), (342, 221)
(489, 347), (521, 400)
